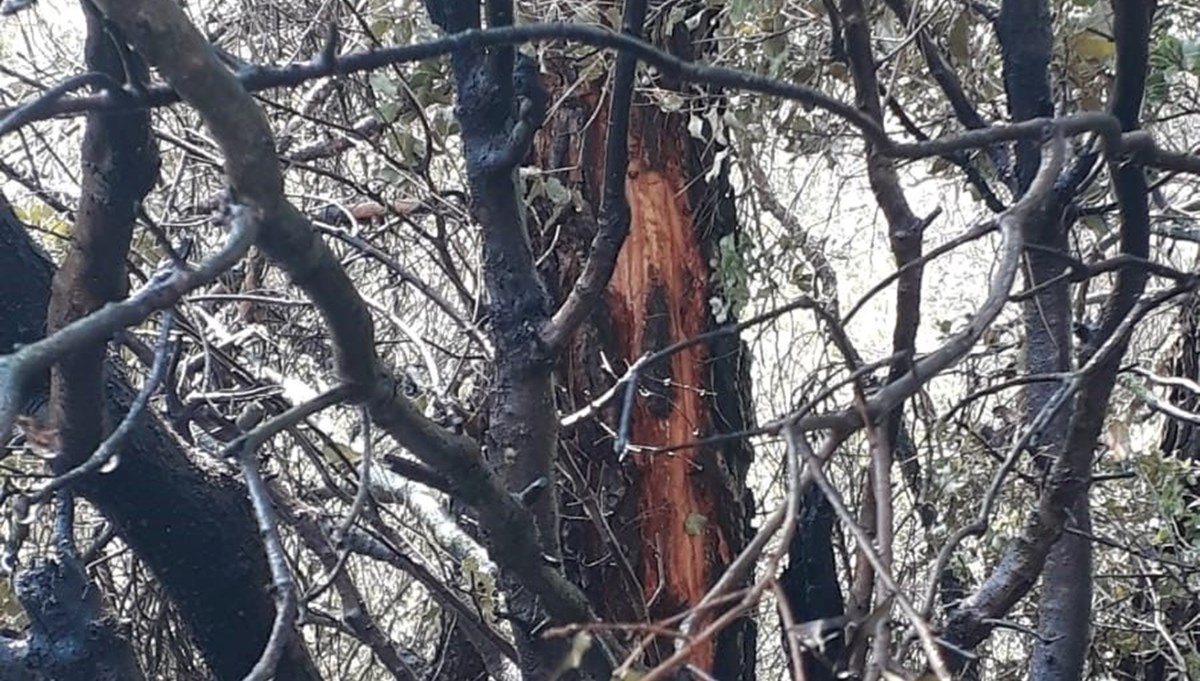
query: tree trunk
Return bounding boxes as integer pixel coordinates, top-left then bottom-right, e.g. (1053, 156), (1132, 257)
(539, 9), (757, 677)
(780, 485), (844, 681)
(997, 1), (1090, 677)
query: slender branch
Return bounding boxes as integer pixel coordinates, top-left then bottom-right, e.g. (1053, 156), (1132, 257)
(304, 406), (376, 603)
(274, 488), (423, 681)
(849, 132), (1065, 429)
(313, 223), (490, 355)
(560, 296), (816, 431)
(609, 297), (819, 454)
(841, 212), (980, 327)
(639, 423), (807, 681)
(337, 519), (520, 665)
(0, 27), (1193, 174)
(942, 285), (1186, 651)
(336, 406), (373, 541)
(0, 71), (124, 136)
(880, 0), (1011, 184)
(1, 23), (882, 144)
(221, 384), (353, 459)
(93, 1), (608, 641)
(238, 430), (298, 681)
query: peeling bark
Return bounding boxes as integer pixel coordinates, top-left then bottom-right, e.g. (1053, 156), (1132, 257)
(543, 11), (756, 676)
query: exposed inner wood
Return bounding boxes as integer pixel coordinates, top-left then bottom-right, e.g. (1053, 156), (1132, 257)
(606, 149), (733, 670)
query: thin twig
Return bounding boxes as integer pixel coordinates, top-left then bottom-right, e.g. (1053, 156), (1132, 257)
(221, 384), (353, 459)
(306, 406), (374, 603)
(2, 28), (1192, 173)
(0, 71), (124, 136)
(238, 436), (299, 681)
(603, 297), (818, 453)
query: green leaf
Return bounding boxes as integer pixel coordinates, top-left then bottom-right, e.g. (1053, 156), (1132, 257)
(544, 177), (571, 206)
(948, 12), (971, 64)
(684, 512), (708, 536)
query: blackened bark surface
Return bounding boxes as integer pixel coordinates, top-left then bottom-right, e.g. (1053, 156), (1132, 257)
(997, 2), (1088, 677)
(780, 485), (843, 681)
(427, 1), (583, 676)
(11, 551), (146, 681)
(1161, 294), (1200, 464)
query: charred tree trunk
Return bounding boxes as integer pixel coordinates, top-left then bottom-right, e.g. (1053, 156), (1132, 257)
(997, 2), (1089, 678)
(779, 485), (843, 681)
(538, 8), (757, 678)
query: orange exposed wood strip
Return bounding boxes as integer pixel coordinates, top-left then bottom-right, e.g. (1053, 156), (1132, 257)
(607, 154), (731, 670)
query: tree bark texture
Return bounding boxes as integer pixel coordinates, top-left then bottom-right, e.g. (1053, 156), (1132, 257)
(997, 2), (1090, 677)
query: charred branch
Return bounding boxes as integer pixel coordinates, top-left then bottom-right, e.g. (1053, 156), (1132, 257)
(0, 25), (1196, 175)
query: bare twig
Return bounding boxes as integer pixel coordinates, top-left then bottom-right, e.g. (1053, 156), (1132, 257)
(222, 384), (353, 459)
(1, 27), (1194, 174)
(639, 423), (807, 681)
(274, 488), (423, 681)
(337, 406), (374, 541)
(305, 406), (375, 603)
(0, 72), (123, 136)
(561, 296), (816, 432)
(607, 297), (819, 453)
(238, 432), (298, 681)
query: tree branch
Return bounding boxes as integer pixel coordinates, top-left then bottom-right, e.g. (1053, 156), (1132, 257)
(942, 1), (1157, 666)
(0, 204), (256, 447)
(1, 25), (1195, 174)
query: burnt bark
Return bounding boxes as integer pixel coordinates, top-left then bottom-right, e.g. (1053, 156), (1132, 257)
(944, 2), (1156, 672)
(1145, 294), (1200, 679)
(15, 6), (321, 680)
(0, 542), (146, 681)
(780, 485), (844, 681)
(424, 0), (598, 676)
(431, 619), (491, 681)
(838, 3), (927, 674)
